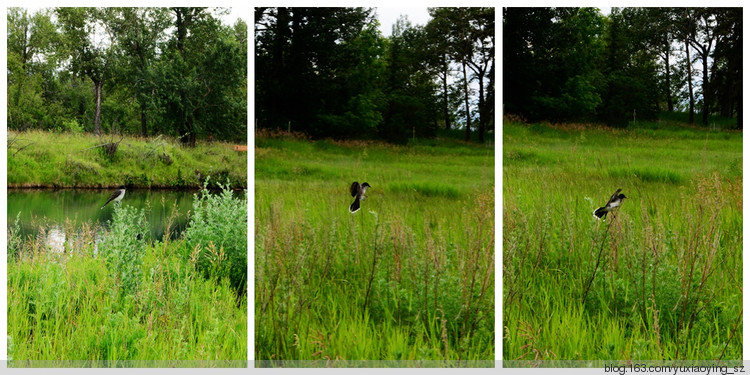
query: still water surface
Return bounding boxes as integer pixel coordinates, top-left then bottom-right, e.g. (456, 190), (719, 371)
(8, 189), (197, 252)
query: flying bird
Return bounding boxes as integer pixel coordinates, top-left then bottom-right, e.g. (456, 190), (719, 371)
(349, 181), (370, 213)
(101, 185), (126, 209)
(593, 188), (626, 220)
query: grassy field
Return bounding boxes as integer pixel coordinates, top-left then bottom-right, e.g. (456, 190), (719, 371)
(7, 184), (248, 366)
(503, 116), (742, 363)
(7, 130), (246, 188)
(255, 131), (495, 364)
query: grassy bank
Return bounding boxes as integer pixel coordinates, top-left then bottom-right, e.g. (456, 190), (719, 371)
(503, 118), (742, 362)
(255, 131), (495, 362)
(7, 130), (246, 188)
(7, 184), (248, 365)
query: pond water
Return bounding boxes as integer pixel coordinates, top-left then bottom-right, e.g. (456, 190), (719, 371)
(7, 188), (198, 253)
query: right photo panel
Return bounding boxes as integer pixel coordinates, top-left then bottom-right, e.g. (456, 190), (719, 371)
(503, 7), (742, 367)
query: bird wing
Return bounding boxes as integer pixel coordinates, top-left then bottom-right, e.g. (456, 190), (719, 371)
(102, 189), (121, 208)
(608, 188), (622, 204)
(350, 182), (360, 197)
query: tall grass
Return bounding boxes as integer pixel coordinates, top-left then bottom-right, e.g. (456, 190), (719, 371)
(7, 183), (247, 366)
(255, 133), (494, 364)
(503, 119), (742, 363)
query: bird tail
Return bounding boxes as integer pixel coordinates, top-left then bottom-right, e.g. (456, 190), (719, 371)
(349, 197), (360, 213)
(593, 207), (607, 219)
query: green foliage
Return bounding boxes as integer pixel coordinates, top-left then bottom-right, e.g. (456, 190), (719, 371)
(504, 8), (742, 128)
(7, 7), (246, 142)
(503, 120), (742, 361)
(99, 205), (149, 296)
(255, 135), (494, 361)
(505, 8), (607, 122)
(7, 213), (23, 260)
(7, 196), (246, 363)
(255, 7), (494, 142)
(61, 118), (84, 134)
(7, 130), (247, 188)
(183, 179), (247, 295)
(149, 12), (247, 145)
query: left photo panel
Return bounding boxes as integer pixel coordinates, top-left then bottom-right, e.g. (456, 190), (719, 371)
(6, 7), (247, 367)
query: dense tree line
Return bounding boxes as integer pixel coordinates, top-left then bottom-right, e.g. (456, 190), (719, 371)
(7, 7), (247, 144)
(254, 7), (495, 143)
(504, 7), (742, 129)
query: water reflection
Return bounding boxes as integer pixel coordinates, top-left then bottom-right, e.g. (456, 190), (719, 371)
(40, 224), (104, 256)
(8, 189), (197, 250)
(46, 226), (66, 254)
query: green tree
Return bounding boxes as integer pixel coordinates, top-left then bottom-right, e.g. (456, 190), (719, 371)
(424, 14), (457, 130)
(600, 8), (661, 126)
(382, 18), (438, 143)
(7, 8), (59, 129)
(466, 8), (494, 142)
(427, 8), (475, 141)
(56, 7), (116, 135)
(646, 8), (680, 113)
(426, 7), (494, 141)
(504, 7), (741, 127)
(255, 7), (385, 138)
(504, 8), (606, 123)
(710, 8), (742, 128)
(255, 7), (494, 142)
(151, 8), (247, 145)
(687, 9), (719, 126)
(107, 8), (171, 136)
(673, 8), (698, 124)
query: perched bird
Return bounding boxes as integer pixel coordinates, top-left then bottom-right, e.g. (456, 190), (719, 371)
(593, 188), (626, 220)
(101, 185), (126, 209)
(349, 181), (371, 213)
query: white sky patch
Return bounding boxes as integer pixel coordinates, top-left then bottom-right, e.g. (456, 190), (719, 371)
(216, 8), (246, 26)
(375, 7), (431, 36)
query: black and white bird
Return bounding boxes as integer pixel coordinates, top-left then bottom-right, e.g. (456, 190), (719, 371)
(349, 181), (370, 213)
(101, 185), (126, 209)
(593, 188), (626, 220)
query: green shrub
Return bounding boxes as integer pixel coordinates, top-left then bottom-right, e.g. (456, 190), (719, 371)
(99, 205), (149, 296)
(62, 119), (84, 134)
(183, 178), (247, 296)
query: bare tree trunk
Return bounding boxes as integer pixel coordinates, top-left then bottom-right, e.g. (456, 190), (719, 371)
(700, 52), (709, 126)
(140, 102), (147, 137)
(477, 72), (485, 143)
(441, 54), (451, 130)
(685, 38), (694, 124)
(663, 38), (673, 112)
(187, 116), (196, 146)
(461, 60), (471, 141)
(94, 80), (103, 136)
